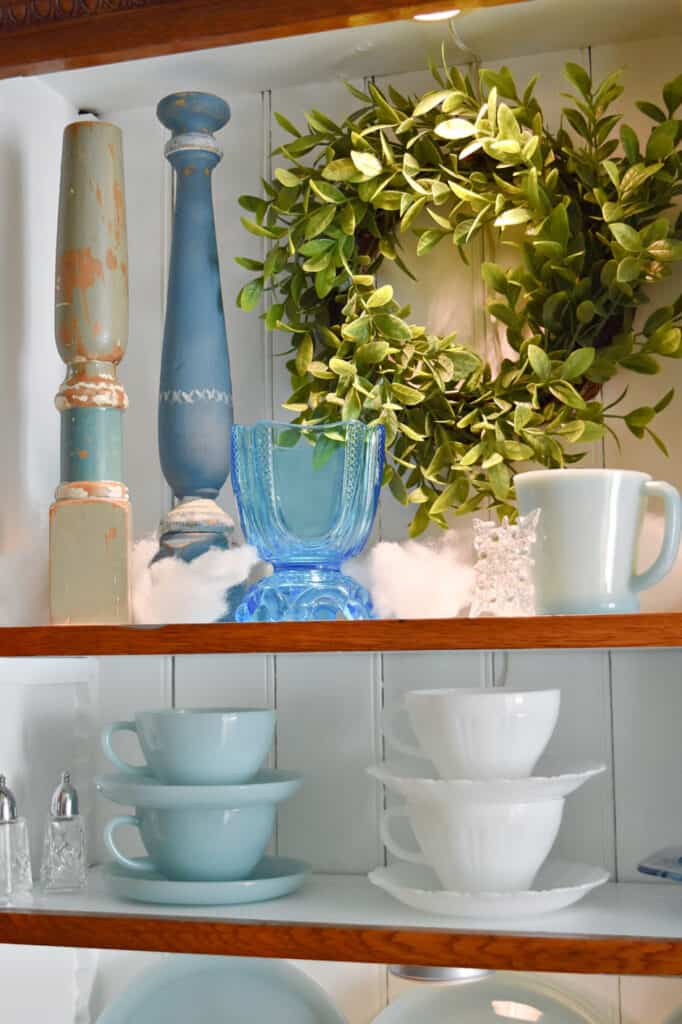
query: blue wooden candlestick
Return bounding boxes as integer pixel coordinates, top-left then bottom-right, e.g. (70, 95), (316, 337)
(156, 92), (235, 563)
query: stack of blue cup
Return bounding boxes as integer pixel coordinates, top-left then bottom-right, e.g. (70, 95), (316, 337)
(96, 709), (301, 885)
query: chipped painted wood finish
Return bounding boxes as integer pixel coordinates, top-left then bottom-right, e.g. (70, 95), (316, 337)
(50, 120), (131, 625)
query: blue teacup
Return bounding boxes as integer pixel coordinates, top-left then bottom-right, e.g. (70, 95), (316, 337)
(101, 708), (276, 785)
(105, 803), (276, 881)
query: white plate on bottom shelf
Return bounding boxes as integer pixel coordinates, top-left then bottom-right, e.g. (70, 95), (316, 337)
(368, 859), (609, 918)
(370, 974), (602, 1024)
(103, 855), (310, 905)
(97, 955), (347, 1023)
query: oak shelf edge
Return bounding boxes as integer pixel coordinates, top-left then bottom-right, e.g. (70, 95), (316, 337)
(1, 612), (681, 657)
(0, 908), (680, 976)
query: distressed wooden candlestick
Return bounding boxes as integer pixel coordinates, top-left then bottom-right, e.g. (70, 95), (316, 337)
(50, 121), (131, 625)
(155, 92), (235, 564)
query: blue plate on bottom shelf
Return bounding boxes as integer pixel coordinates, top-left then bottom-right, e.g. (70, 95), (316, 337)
(103, 854), (310, 905)
(97, 955), (347, 1023)
(638, 846), (682, 881)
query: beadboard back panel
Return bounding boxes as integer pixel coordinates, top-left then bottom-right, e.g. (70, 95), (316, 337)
(1, 28), (682, 1024)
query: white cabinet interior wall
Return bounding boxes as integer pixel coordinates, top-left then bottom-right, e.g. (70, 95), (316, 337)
(0, 27), (682, 1024)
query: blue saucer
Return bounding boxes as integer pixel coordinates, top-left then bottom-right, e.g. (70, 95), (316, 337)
(97, 955), (346, 1023)
(103, 854), (310, 905)
(96, 770), (302, 809)
(638, 846), (682, 881)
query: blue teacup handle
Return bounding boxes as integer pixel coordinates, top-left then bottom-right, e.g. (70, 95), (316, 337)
(633, 481), (682, 593)
(101, 721), (148, 776)
(104, 815), (156, 874)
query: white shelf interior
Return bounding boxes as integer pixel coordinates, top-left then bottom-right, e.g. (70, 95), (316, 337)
(2, 5), (682, 1022)
(8, 871), (682, 941)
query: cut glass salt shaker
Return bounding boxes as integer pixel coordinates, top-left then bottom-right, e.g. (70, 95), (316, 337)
(40, 770), (87, 893)
(0, 774), (33, 902)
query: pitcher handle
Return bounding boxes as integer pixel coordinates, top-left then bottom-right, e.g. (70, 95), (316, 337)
(380, 808), (427, 865)
(633, 480), (682, 592)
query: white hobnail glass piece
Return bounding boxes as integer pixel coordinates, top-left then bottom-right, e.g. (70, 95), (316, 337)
(470, 508), (540, 618)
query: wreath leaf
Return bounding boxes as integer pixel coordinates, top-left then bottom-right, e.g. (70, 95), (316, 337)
(237, 55), (682, 528)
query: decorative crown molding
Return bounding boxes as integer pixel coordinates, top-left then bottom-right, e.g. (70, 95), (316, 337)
(0, 0), (166, 30)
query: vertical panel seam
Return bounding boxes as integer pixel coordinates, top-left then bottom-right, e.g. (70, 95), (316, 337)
(161, 123), (175, 708)
(170, 655), (176, 709)
(591, 41), (606, 472)
(262, 87), (275, 421)
(467, 55), (493, 697)
(263, 86), (280, 855)
(365, 70), (388, 876)
(272, 654), (279, 855)
(607, 648), (620, 880)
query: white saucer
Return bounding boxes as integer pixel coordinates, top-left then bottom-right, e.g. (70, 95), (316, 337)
(103, 855), (310, 905)
(96, 770), (302, 808)
(367, 760), (606, 803)
(368, 860), (609, 918)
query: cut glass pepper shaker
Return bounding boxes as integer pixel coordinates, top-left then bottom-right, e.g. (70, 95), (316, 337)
(40, 771), (87, 892)
(0, 774), (33, 902)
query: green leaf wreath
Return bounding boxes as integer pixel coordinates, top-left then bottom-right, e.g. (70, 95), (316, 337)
(237, 52), (682, 536)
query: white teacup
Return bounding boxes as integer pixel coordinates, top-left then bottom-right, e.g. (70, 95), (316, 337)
(382, 688), (560, 780)
(381, 796), (564, 892)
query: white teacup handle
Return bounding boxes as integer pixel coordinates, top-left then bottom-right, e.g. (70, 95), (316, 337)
(380, 705), (421, 758)
(380, 808), (427, 865)
(633, 480), (682, 592)
(101, 721), (148, 776)
(104, 815), (156, 874)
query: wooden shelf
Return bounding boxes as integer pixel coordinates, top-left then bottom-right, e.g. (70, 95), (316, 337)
(2, 612), (682, 657)
(0, 0), (524, 80)
(2, 871), (682, 975)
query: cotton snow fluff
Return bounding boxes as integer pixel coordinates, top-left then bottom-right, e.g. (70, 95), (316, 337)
(0, 525), (49, 625)
(346, 530), (476, 619)
(131, 535), (262, 624)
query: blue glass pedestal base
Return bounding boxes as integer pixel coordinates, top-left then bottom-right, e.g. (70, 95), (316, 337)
(235, 568), (374, 622)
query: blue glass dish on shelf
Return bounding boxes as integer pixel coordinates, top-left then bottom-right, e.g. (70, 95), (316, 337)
(231, 420), (384, 621)
(638, 846), (682, 881)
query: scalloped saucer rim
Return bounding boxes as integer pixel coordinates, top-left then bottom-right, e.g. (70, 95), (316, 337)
(367, 760), (606, 801)
(368, 859), (609, 918)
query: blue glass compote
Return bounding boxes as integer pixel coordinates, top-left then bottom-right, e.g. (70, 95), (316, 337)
(232, 420), (384, 621)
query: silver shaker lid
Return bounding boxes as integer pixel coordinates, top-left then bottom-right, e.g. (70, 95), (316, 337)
(50, 770), (79, 818)
(0, 775), (18, 823)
